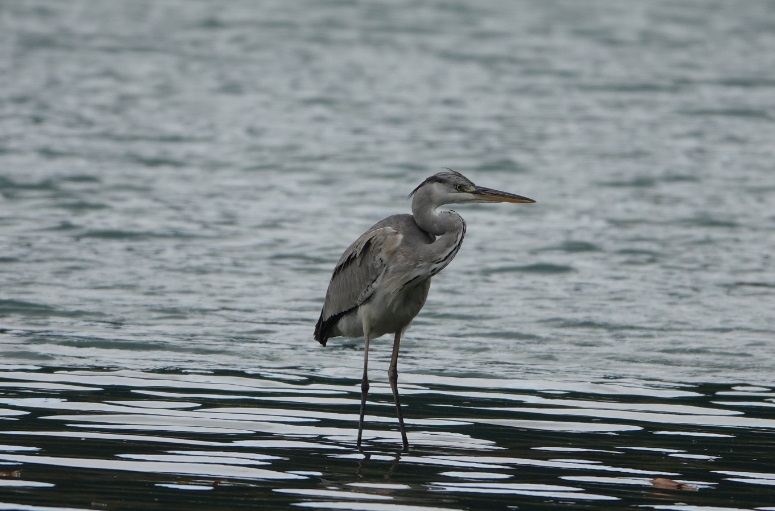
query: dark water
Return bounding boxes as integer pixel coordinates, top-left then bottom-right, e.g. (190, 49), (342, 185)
(1, 368), (775, 511)
(2, 0), (775, 509)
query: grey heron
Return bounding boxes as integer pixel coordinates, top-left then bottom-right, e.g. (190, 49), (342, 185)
(314, 169), (535, 451)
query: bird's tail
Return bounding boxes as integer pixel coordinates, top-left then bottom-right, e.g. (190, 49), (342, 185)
(314, 313), (328, 346)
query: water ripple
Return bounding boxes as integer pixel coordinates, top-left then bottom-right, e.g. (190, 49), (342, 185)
(0, 368), (773, 509)
(3, 0), (775, 509)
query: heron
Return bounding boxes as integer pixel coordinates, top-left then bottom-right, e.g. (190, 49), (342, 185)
(314, 169), (535, 451)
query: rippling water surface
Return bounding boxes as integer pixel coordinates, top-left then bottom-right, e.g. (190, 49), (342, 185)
(1, 368), (775, 510)
(2, 0), (775, 509)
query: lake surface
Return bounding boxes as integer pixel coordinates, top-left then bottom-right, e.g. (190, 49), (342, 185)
(1, 368), (775, 510)
(1, 0), (775, 509)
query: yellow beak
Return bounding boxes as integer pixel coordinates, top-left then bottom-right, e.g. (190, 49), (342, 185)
(473, 186), (535, 204)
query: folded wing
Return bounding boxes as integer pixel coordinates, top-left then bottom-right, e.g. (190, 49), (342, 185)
(314, 226), (402, 345)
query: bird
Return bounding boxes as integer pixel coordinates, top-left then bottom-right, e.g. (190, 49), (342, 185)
(314, 169), (535, 451)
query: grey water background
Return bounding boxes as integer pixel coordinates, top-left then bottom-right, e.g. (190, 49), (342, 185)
(1, 1), (775, 510)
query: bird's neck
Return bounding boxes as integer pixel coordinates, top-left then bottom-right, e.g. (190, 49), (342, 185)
(412, 200), (466, 278)
(416, 209), (464, 242)
(410, 191), (467, 278)
(412, 193), (462, 237)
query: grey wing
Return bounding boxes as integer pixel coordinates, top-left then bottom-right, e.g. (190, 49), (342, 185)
(314, 226), (402, 345)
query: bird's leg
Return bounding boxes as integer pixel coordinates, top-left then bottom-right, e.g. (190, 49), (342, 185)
(389, 330), (409, 452)
(356, 335), (370, 452)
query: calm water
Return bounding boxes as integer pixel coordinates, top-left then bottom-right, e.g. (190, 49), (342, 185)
(1, 0), (775, 509)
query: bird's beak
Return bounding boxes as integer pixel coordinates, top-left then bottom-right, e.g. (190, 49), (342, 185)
(473, 186), (535, 204)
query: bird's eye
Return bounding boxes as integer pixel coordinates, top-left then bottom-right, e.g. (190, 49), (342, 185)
(455, 184), (465, 192)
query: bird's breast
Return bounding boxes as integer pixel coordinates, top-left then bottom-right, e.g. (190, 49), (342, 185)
(361, 276), (431, 339)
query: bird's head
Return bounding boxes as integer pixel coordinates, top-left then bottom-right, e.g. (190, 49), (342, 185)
(409, 168), (535, 207)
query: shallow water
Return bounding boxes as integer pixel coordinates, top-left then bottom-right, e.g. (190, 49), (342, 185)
(1, 368), (775, 510)
(2, 0), (775, 509)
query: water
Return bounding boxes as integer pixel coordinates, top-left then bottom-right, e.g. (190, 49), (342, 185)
(1, 369), (775, 510)
(1, 0), (775, 509)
